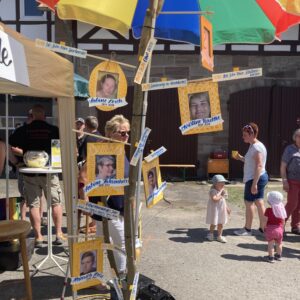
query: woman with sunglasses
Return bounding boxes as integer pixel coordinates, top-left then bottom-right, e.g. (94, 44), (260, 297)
(233, 122), (268, 236)
(96, 114), (130, 275)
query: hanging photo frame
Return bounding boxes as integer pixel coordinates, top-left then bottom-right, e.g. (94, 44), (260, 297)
(85, 143), (126, 197)
(178, 80), (223, 135)
(142, 157), (165, 208)
(72, 238), (104, 291)
(200, 16), (214, 72)
(88, 60), (128, 111)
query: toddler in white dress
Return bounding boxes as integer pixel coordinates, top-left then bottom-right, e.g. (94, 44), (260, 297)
(206, 174), (230, 243)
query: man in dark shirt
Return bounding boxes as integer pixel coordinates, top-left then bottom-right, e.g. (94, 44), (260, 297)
(9, 104), (64, 247)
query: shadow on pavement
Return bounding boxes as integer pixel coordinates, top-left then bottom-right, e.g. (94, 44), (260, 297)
(281, 233), (300, 243)
(0, 275), (106, 299)
(167, 227), (207, 243)
(0, 275), (73, 299)
(237, 242), (300, 258)
(221, 254), (266, 262)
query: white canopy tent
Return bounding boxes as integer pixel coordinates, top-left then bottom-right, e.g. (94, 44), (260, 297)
(0, 22), (77, 259)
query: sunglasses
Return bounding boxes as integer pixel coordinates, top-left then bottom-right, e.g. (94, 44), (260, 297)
(243, 124), (254, 134)
(116, 131), (130, 137)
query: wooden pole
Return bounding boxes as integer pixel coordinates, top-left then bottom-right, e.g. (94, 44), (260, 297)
(124, 1), (161, 298)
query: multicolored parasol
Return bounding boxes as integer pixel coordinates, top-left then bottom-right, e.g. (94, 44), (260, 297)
(35, 0), (300, 46)
(132, 0), (300, 45)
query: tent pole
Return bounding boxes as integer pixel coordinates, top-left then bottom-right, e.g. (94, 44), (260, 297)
(5, 94), (9, 220)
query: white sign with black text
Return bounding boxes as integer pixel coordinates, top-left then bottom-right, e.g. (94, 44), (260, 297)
(0, 30), (30, 86)
(212, 68), (262, 82)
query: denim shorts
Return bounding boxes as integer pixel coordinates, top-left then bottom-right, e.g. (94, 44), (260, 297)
(244, 172), (268, 201)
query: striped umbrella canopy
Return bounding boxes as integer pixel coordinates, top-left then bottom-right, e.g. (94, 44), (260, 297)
(132, 0), (300, 45)
(36, 0), (300, 45)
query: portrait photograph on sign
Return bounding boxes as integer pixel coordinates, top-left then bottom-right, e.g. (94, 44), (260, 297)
(189, 91), (211, 120)
(89, 60), (128, 111)
(96, 71), (119, 99)
(178, 80), (223, 135)
(72, 239), (103, 291)
(200, 16), (214, 72)
(87, 143), (125, 196)
(95, 155), (116, 180)
(80, 250), (97, 275)
(142, 157), (164, 208)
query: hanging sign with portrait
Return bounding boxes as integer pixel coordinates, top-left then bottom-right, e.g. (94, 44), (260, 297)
(71, 239), (104, 291)
(178, 80), (223, 135)
(84, 143), (128, 197)
(142, 157), (166, 208)
(88, 60), (128, 111)
(200, 16), (214, 72)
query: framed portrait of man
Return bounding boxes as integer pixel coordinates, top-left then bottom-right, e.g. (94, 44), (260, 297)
(200, 16), (214, 72)
(88, 60), (128, 111)
(142, 157), (164, 208)
(178, 80), (223, 135)
(86, 143), (125, 196)
(72, 239), (103, 291)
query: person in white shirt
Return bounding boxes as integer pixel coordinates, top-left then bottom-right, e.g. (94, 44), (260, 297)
(233, 122), (268, 236)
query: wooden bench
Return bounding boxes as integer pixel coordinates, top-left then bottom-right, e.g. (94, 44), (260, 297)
(160, 164), (196, 181)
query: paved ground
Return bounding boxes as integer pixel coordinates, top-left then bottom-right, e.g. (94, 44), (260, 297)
(0, 180), (300, 300)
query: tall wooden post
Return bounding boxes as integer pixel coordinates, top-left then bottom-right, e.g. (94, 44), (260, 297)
(124, 1), (162, 298)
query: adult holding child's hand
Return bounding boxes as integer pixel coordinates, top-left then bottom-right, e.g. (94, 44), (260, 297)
(233, 122), (268, 236)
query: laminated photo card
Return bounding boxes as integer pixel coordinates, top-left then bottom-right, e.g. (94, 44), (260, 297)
(178, 80), (223, 135)
(85, 143), (127, 196)
(142, 157), (166, 208)
(88, 61), (128, 111)
(71, 238), (104, 291)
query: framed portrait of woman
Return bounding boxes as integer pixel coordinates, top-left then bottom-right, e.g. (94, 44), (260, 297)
(86, 143), (125, 196)
(178, 80), (223, 135)
(200, 16), (214, 72)
(89, 60), (127, 111)
(96, 71), (119, 99)
(72, 239), (103, 291)
(142, 157), (164, 208)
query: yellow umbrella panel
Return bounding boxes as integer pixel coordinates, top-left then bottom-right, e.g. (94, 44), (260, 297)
(276, 0), (300, 16)
(57, 0), (138, 37)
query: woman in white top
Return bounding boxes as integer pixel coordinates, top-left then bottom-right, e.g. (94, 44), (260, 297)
(233, 123), (268, 236)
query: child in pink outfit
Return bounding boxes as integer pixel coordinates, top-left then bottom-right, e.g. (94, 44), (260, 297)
(263, 191), (287, 263)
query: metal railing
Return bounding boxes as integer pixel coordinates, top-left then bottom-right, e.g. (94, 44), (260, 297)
(0, 116), (57, 130)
